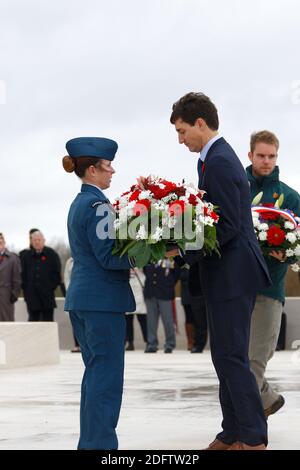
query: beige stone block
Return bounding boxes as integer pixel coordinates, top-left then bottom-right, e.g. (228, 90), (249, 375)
(0, 322), (60, 369)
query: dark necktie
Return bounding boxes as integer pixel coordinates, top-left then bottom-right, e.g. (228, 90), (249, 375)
(197, 158), (205, 189)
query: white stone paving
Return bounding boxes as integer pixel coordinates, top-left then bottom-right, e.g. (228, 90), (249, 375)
(0, 350), (299, 450)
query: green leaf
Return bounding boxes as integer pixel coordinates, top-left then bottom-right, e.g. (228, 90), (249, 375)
(252, 191), (263, 205)
(150, 241), (166, 261)
(275, 193), (284, 208)
(134, 245), (152, 268)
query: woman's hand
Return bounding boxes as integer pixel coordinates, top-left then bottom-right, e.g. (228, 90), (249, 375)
(270, 250), (286, 262)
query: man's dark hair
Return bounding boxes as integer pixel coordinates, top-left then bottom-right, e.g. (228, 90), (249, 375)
(170, 92), (219, 130)
(29, 228), (39, 235)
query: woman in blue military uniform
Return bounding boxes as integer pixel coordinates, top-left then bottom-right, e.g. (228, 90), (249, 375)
(62, 137), (136, 450)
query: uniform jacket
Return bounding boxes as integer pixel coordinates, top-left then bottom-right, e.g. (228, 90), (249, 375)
(143, 261), (180, 300)
(188, 137), (271, 303)
(247, 165), (300, 303)
(0, 249), (21, 321)
(20, 246), (61, 310)
(64, 184), (135, 313)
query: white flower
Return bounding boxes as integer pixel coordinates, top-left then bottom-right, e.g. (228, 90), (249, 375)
(285, 249), (295, 257)
(113, 219), (121, 230)
(139, 190), (152, 200)
(167, 216), (177, 228)
(258, 223), (269, 231)
(294, 245), (300, 257)
(136, 225), (147, 240)
(196, 202), (204, 214)
(151, 227), (163, 242)
(204, 216), (214, 227)
(195, 220), (203, 234)
(184, 184), (198, 195)
(253, 217), (260, 228)
(284, 221), (295, 230)
(258, 231), (267, 241)
(153, 201), (167, 211)
(286, 232), (297, 244)
(162, 193), (177, 203)
(291, 263), (300, 272)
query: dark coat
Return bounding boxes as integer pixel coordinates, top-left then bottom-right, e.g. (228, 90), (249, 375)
(20, 246), (61, 310)
(0, 250), (21, 321)
(247, 164), (300, 303)
(188, 137), (271, 303)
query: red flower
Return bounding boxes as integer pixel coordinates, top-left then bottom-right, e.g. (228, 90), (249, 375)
(261, 211), (280, 221)
(210, 211), (219, 221)
(188, 194), (198, 206)
(129, 190), (141, 201)
(133, 199), (151, 216)
(266, 225), (286, 246)
(41, 256), (47, 261)
(168, 200), (186, 216)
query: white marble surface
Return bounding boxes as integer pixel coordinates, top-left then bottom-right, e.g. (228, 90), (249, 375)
(0, 350), (299, 450)
(0, 322), (60, 369)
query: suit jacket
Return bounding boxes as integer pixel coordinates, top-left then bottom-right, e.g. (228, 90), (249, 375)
(189, 137), (271, 303)
(64, 184), (136, 312)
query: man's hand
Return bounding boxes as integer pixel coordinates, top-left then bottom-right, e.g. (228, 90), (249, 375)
(165, 248), (180, 258)
(270, 250), (286, 262)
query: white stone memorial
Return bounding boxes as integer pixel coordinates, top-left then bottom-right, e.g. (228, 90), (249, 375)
(0, 322), (60, 369)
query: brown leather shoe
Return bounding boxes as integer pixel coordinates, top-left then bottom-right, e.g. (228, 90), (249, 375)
(228, 441), (266, 450)
(202, 439), (233, 450)
(264, 395), (285, 418)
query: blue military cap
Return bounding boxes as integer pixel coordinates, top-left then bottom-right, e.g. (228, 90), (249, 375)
(66, 137), (118, 161)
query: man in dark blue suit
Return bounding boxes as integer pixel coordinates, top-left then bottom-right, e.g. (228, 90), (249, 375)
(169, 92), (271, 450)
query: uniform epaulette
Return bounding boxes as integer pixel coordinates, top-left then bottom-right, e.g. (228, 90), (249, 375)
(91, 200), (110, 208)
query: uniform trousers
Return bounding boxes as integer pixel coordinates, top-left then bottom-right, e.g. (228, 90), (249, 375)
(69, 310), (126, 450)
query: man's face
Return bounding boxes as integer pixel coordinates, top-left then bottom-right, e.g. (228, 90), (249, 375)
(248, 142), (278, 177)
(31, 234), (45, 251)
(174, 118), (204, 153)
(0, 236), (5, 252)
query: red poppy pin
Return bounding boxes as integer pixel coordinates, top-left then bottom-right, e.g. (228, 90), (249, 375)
(41, 256), (46, 261)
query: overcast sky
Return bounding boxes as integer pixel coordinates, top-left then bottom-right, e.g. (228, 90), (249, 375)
(1, 0), (300, 250)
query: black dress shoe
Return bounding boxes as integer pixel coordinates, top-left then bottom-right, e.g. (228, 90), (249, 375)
(164, 347), (173, 353)
(264, 395), (285, 418)
(191, 347), (203, 353)
(126, 342), (135, 351)
(144, 346), (157, 353)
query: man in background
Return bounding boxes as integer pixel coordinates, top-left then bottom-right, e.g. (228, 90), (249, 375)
(247, 130), (300, 417)
(20, 230), (61, 321)
(0, 233), (21, 321)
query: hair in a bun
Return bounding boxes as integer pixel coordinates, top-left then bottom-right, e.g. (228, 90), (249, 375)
(62, 155), (75, 173)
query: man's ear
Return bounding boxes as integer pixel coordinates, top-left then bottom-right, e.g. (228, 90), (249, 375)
(195, 117), (205, 130)
(248, 151), (253, 163)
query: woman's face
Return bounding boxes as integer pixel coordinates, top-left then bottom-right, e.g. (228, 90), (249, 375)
(94, 159), (115, 189)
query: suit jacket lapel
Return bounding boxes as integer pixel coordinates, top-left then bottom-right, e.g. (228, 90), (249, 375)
(200, 137), (226, 189)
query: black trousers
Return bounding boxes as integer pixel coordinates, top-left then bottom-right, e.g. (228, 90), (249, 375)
(183, 301), (208, 350)
(125, 314), (147, 343)
(28, 309), (54, 321)
(208, 293), (267, 446)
